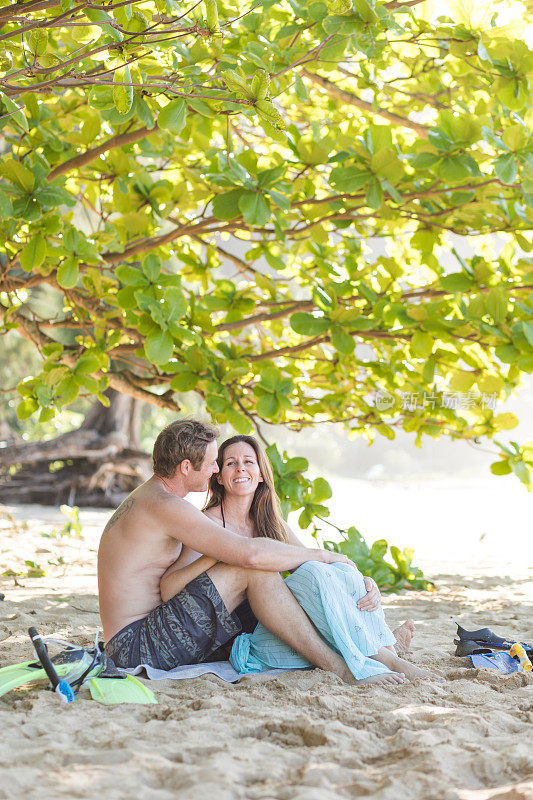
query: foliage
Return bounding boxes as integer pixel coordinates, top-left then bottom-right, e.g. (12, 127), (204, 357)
(41, 504), (83, 538)
(0, 331), (89, 441)
(490, 439), (533, 489)
(323, 526), (434, 591)
(267, 442), (432, 589)
(1, 0), (533, 551)
(2, 559), (46, 579)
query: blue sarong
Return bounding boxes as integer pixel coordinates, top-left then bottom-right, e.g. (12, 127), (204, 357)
(230, 561), (397, 680)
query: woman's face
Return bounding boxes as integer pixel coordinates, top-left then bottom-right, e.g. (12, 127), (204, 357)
(217, 441), (263, 498)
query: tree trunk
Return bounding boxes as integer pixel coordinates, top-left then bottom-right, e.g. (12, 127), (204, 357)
(0, 390), (151, 507)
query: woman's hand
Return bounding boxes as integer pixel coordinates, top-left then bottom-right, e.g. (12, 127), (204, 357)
(357, 576), (381, 612)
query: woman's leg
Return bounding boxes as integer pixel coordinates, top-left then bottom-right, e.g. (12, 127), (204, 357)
(230, 562), (408, 683)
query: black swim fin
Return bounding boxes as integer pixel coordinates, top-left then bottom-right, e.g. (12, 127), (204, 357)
(454, 639), (495, 657)
(455, 624), (533, 658)
(456, 624), (509, 646)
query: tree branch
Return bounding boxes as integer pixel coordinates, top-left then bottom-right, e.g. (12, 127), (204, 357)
(48, 125), (157, 180)
(301, 69), (430, 138)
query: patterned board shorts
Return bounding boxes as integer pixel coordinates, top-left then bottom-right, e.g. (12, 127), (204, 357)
(105, 572), (256, 671)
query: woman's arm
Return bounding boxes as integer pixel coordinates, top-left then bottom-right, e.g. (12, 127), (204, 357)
(160, 547), (218, 602)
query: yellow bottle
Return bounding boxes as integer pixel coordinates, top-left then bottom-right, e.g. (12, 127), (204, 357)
(509, 643), (532, 672)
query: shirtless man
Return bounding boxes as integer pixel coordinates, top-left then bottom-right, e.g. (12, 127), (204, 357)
(98, 420), (409, 685)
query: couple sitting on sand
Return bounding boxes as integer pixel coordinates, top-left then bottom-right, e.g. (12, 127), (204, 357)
(98, 420), (427, 686)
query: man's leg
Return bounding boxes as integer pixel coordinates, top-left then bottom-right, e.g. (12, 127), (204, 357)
(207, 563), (404, 685)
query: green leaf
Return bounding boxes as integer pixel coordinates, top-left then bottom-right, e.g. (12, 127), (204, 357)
(20, 234), (46, 272)
(56, 375), (80, 405)
(257, 392), (280, 418)
(330, 326), (354, 353)
(238, 192), (271, 225)
(206, 393), (228, 414)
(89, 86), (115, 111)
(0, 158), (34, 193)
(212, 189), (245, 221)
(285, 457), (309, 473)
(35, 185), (76, 208)
(522, 321), (533, 347)
(17, 398), (38, 419)
(57, 256), (79, 288)
(165, 287), (187, 320)
(0, 95), (28, 132)
(411, 152), (441, 169)
(494, 153), (517, 185)
(0, 188), (13, 219)
(437, 155), (471, 182)
(75, 351), (104, 374)
(116, 265), (148, 286)
(369, 539), (388, 559)
(311, 477), (332, 502)
(142, 255), (161, 282)
(493, 412), (519, 430)
(290, 313), (329, 336)
(440, 273), (474, 292)
(170, 372), (198, 391)
(494, 344), (520, 363)
(113, 65), (133, 115)
(259, 365), (284, 392)
(329, 165), (371, 192)
(226, 408), (253, 434)
(158, 98), (187, 134)
(366, 179), (383, 209)
(145, 329), (174, 363)
(410, 331), (433, 357)
(423, 355), (436, 383)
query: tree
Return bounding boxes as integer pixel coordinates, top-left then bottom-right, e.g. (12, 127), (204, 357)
(1, 0), (533, 516)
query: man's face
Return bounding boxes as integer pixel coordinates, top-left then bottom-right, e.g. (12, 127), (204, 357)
(189, 439), (219, 492)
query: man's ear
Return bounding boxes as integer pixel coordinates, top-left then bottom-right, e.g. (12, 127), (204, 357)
(179, 459), (191, 476)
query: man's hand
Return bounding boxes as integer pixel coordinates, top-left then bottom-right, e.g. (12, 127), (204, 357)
(357, 576), (381, 612)
(319, 550), (355, 567)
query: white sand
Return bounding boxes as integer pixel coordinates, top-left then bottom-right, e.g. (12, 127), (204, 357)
(0, 501), (532, 800)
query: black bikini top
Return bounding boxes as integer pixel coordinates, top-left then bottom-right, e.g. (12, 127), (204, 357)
(221, 502), (225, 528)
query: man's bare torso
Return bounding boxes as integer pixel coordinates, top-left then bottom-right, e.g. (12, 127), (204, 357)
(97, 477), (183, 642)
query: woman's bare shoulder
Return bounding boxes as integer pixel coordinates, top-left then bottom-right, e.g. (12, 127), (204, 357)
(204, 506), (222, 524)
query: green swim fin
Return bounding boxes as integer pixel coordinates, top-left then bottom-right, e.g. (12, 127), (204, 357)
(88, 674), (157, 705)
(0, 660), (75, 698)
(0, 646), (104, 699)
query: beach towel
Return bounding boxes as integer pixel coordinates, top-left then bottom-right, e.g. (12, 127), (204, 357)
(230, 561), (397, 680)
(124, 661), (289, 683)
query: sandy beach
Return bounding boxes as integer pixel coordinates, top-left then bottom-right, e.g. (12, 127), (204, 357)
(1, 499), (532, 800)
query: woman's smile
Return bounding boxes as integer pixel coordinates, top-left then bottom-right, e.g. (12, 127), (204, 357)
(218, 441), (264, 495)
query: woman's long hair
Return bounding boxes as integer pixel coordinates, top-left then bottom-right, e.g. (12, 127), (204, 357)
(203, 435), (288, 543)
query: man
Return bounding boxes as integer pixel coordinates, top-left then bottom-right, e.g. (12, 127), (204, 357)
(98, 420), (404, 684)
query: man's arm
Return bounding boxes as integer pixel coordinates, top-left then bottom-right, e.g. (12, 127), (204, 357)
(157, 497), (352, 572)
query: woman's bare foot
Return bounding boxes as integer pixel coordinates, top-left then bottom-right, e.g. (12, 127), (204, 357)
(373, 648), (431, 681)
(393, 620), (416, 654)
(356, 672), (406, 686)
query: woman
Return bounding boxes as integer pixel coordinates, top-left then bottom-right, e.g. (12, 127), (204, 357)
(161, 435), (426, 685)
